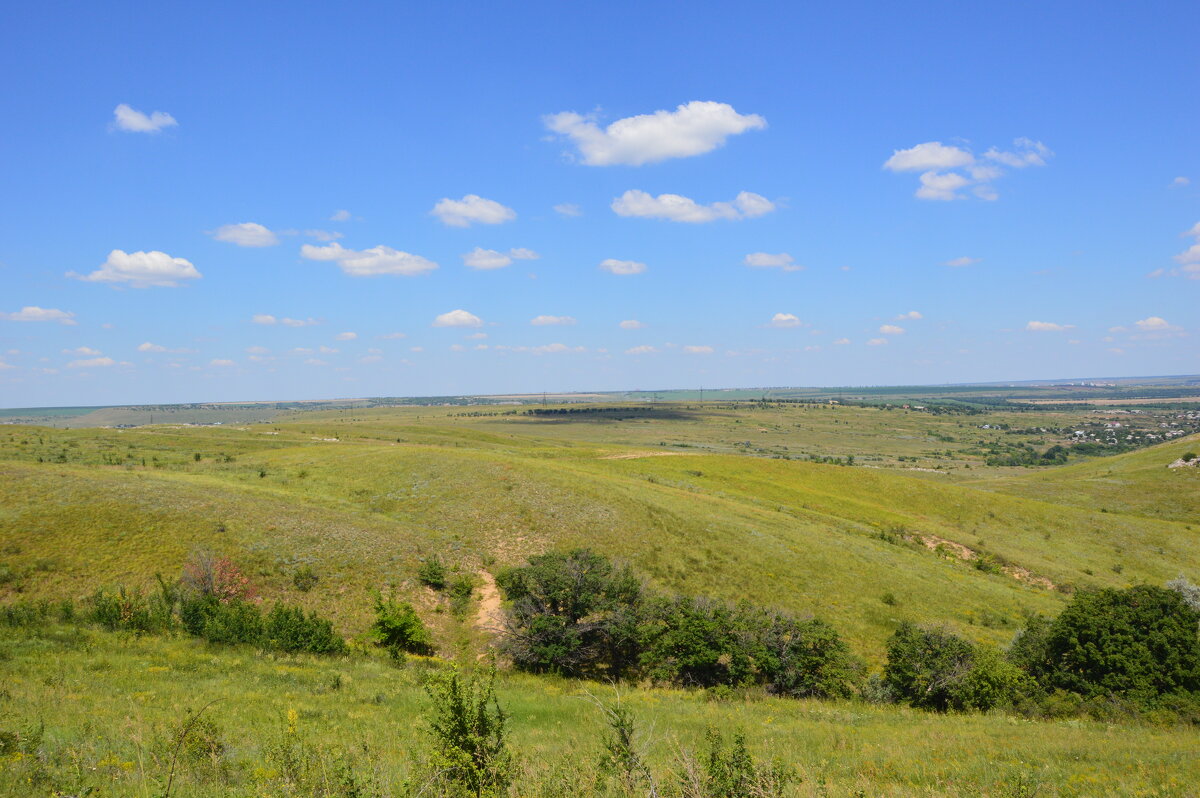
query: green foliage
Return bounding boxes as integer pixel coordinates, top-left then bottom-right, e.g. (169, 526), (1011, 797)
(679, 729), (794, 798)
(497, 548), (642, 677)
(369, 593), (435, 656)
(418, 556), (450, 590)
(263, 603), (347, 655)
(85, 586), (174, 633)
(291, 564), (319, 592)
(639, 596), (754, 688)
(883, 623), (1021, 712)
(1034, 585), (1200, 704)
(424, 666), (513, 798)
(447, 574), (475, 616)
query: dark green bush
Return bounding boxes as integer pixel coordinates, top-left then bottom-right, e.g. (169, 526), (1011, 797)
(424, 666), (512, 798)
(884, 623), (1021, 711)
(263, 603), (347, 655)
(639, 597), (756, 688)
(292, 565), (319, 593)
(497, 548), (642, 677)
(369, 594), (435, 656)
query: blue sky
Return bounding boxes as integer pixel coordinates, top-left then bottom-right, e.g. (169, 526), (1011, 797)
(1, 1), (1197, 406)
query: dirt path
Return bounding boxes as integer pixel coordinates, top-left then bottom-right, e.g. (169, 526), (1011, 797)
(475, 570), (503, 632)
(600, 451), (693, 460)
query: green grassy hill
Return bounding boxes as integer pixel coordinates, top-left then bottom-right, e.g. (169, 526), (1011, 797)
(3, 408), (1197, 663)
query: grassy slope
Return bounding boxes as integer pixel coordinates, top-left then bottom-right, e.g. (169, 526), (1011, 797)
(978, 432), (1200, 524)
(1, 624), (1196, 798)
(4, 417), (1197, 661)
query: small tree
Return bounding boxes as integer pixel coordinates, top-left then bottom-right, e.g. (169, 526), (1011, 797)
(883, 623), (977, 711)
(424, 667), (513, 798)
(180, 549), (254, 603)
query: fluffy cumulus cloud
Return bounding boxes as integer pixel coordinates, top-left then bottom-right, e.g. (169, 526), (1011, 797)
(612, 190), (774, 223)
(252, 314), (320, 327)
(619, 319), (645, 329)
(866, 338), (888, 346)
(833, 338), (851, 345)
(112, 103), (177, 133)
(530, 315), (576, 326)
(743, 252), (802, 271)
(879, 324), (905, 335)
(599, 258), (646, 275)
(432, 309), (483, 328)
(137, 342), (167, 352)
(462, 247), (539, 270)
(1124, 316), (1184, 339)
(301, 242), (437, 276)
(72, 249), (201, 287)
(895, 311), (923, 320)
(334, 331), (357, 341)
(943, 256), (981, 267)
(683, 345), (714, 354)
(1, 306), (77, 324)
(1026, 321), (1073, 332)
(544, 101), (766, 166)
(769, 313), (802, 328)
(884, 138), (1052, 200)
(210, 222), (279, 247)
(431, 195), (516, 227)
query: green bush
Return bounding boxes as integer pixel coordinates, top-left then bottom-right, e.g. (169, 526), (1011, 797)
(263, 603), (347, 655)
(418, 556), (449, 590)
(1035, 585), (1200, 705)
(497, 549), (642, 677)
(679, 728), (794, 798)
(291, 565), (319, 593)
(883, 623), (1019, 712)
(447, 574), (475, 616)
(369, 594), (435, 656)
(424, 667), (512, 798)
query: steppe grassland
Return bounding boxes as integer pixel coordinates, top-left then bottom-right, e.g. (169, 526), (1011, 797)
(1, 625), (1196, 798)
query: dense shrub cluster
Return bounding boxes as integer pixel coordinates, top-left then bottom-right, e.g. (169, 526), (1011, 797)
(369, 592), (435, 656)
(496, 549), (862, 698)
(883, 583), (1200, 719)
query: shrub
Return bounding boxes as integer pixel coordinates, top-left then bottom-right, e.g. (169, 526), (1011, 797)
(181, 550), (255, 603)
(292, 565), (319, 593)
(497, 549), (642, 677)
(884, 623), (979, 712)
(418, 556), (449, 591)
(263, 604), (347, 655)
(677, 729), (794, 798)
(448, 574), (475, 616)
(756, 612), (862, 699)
(1037, 585), (1200, 705)
(369, 594), (435, 656)
(639, 596), (753, 688)
(424, 666), (512, 798)
(1183, 451), (1197, 462)
(1166, 575), (1200, 613)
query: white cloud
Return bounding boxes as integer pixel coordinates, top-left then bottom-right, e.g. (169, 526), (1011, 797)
(67, 356), (116, 368)
(305, 229), (343, 242)
(544, 101), (765, 166)
(1171, 222), (1200, 279)
(683, 345), (714, 354)
(319, 345), (339, 354)
(1128, 316), (1184, 338)
(112, 103), (177, 133)
(253, 315), (320, 328)
(883, 141), (974, 172)
(915, 170), (971, 201)
(885, 138), (1051, 201)
(210, 222), (279, 247)
(246, 346), (270, 354)
(554, 203), (582, 217)
(359, 354), (383, 364)
(1171, 177), (1191, 188)
(64, 346), (102, 356)
(301, 242), (438, 276)
(330, 209), (352, 222)
(0, 360), (13, 370)
(1026, 321), (1073, 332)
(530, 315), (576, 326)
(769, 313), (802, 328)
(379, 332), (407, 339)
(433, 309), (483, 328)
(611, 189), (774, 222)
(334, 331), (358, 341)
(866, 338), (888, 346)
(252, 314), (277, 325)
(72, 249), (200, 287)
(879, 324), (905, 335)
(137, 342), (167, 353)
(600, 258), (647, 275)
(1135, 316), (1172, 331)
(304, 358), (328, 366)
(744, 252), (802, 271)
(619, 319), (645, 330)
(625, 345), (658, 355)
(431, 195), (516, 227)
(210, 359), (235, 367)
(1, 306), (77, 325)
(943, 256), (981, 267)
(895, 311), (923, 320)
(462, 247), (540, 270)
(833, 338), (851, 345)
